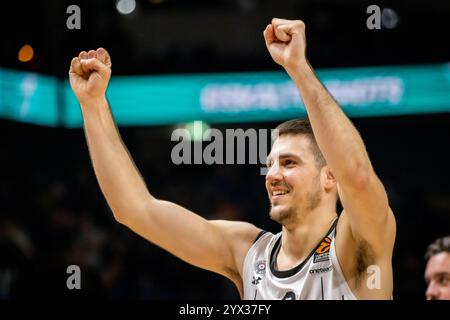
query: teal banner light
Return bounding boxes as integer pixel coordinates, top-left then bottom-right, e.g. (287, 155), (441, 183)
(2, 63), (450, 127)
(0, 68), (59, 126)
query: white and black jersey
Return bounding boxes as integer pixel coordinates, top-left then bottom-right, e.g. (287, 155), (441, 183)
(242, 219), (357, 300)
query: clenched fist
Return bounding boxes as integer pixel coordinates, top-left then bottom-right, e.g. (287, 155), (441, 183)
(69, 48), (112, 105)
(263, 18), (307, 72)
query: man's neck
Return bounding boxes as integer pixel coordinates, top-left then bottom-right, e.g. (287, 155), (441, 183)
(277, 204), (338, 271)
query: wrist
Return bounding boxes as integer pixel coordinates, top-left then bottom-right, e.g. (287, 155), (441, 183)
(79, 95), (107, 108)
(285, 59), (312, 82)
(80, 95), (110, 120)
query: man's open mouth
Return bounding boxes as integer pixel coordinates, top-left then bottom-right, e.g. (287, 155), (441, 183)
(272, 189), (290, 200)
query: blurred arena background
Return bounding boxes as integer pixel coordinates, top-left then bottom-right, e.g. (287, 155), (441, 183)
(1, 0), (449, 299)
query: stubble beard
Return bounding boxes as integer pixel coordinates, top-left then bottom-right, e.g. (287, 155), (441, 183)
(269, 179), (322, 226)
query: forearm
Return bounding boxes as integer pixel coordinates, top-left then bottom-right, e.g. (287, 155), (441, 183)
(81, 97), (153, 223)
(288, 62), (373, 183)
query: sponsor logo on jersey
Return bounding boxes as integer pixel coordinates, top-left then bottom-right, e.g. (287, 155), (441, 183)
(313, 237), (331, 263)
(309, 265), (333, 275)
(254, 260), (267, 275)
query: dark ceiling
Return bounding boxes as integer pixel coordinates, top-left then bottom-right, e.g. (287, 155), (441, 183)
(1, 0), (449, 76)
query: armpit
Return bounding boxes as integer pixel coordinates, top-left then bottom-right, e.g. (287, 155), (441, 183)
(354, 238), (375, 288)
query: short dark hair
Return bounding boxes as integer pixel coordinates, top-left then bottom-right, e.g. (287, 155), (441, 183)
(425, 236), (450, 262)
(274, 118), (326, 168)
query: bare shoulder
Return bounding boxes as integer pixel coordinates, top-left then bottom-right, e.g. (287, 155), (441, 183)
(209, 220), (262, 291)
(210, 220), (262, 244)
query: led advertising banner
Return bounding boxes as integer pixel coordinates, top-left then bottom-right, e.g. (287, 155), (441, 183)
(2, 63), (450, 127)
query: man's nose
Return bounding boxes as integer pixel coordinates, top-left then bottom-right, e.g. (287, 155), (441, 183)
(266, 162), (283, 183)
(426, 281), (440, 300)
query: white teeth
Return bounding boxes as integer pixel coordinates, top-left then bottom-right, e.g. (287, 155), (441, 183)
(273, 190), (288, 196)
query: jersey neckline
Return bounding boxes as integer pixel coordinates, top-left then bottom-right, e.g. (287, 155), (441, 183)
(269, 218), (338, 279)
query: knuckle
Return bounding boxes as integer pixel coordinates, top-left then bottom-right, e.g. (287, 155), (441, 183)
(296, 20), (305, 28)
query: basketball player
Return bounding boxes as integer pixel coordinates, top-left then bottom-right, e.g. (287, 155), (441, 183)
(69, 18), (396, 299)
(425, 236), (450, 300)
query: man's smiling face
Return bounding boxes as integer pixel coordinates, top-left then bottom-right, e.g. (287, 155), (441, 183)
(265, 134), (323, 225)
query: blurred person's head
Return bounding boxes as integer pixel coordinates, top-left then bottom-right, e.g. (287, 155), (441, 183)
(425, 236), (450, 300)
(266, 119), (338, 227)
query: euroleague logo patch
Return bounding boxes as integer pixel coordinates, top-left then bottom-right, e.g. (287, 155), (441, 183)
(254, 260), (267, 275)
(313, 237), (331, 263)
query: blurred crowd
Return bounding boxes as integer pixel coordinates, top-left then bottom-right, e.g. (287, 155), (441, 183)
(0, 116), (449, 299)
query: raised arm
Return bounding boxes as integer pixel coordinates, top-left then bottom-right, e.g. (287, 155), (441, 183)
(68, 48), (260, 288)
(263, 19), (395, 256)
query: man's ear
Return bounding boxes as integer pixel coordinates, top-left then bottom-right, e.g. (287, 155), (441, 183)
(322, 166), (337, 191)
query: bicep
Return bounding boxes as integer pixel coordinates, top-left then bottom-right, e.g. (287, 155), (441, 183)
(122, 199), (259, 278)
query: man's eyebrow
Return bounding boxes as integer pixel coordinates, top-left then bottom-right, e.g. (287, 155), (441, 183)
(266, 153), (303, 164)
(278, 153), (302, 161)
(425, 272), (450, 282)
(434, 272), (450, 278)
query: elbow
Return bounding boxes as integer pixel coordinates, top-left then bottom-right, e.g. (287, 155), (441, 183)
(111, 209), (131, 226)
(110, 198), (155, 227)
(109, 202), (136, 226)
